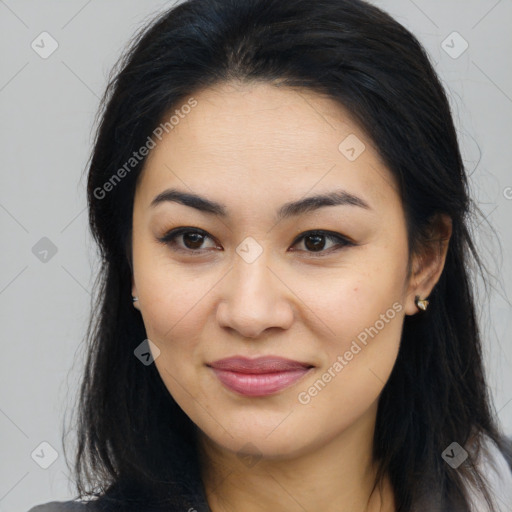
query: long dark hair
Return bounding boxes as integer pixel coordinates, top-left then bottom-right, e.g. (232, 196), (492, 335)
(65, 0), (512, 510)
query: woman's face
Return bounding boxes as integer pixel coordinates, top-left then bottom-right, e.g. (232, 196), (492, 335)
(131, 81), (423, 460)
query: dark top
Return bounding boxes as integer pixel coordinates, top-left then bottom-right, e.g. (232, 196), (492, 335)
(27, 499), (211, 512)
(27, 435), (512, 512)
(28, 503), (91, 512)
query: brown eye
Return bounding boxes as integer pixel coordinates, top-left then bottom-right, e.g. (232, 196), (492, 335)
(157, 227), (218, 254)
(181, 231), (206, 250)
(290, 230), (354, 257)
(303, 233), (328, 252)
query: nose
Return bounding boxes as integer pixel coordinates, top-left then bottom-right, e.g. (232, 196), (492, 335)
(216, 250), (294, 339)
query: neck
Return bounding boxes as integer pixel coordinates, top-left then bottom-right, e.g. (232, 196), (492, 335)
(197, 400), (395, 512)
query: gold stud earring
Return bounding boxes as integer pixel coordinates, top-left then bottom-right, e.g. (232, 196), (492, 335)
(414, 295), (429, 311)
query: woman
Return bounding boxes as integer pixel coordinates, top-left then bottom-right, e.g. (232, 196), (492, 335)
(29, 0), (512, 510)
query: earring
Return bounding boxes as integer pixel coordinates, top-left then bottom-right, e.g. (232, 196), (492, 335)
(415, 295), (429, 311)
(132, 296), (139, 302)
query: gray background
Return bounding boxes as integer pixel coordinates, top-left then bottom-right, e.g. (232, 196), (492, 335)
(1, 0), (511, 510)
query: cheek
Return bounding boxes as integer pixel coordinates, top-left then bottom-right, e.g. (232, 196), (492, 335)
(314, 282), (404, 384)
(293, 260), (405, 341)
(134, 248), (216, 344)
(296, 246), (406, 385)
(141, 283), (205, 342)
(296, 295), (404, 432)
(140, 278), (208, 405)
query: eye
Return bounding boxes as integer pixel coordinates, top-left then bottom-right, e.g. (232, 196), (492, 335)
(156, 227), (218, 254)
(156, 227), (354, 257)
(289, 230), (354, 257)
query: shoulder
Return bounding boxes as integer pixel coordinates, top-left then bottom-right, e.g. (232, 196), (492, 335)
(466, 434), (512, 512)
(27, 500), (97, 512)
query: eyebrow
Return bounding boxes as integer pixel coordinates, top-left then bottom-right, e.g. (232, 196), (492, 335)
(150, 187), (372, 221)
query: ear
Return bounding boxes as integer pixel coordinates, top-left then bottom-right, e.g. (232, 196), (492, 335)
(404, 213), (452, 316)
(131, 274), (139, 310)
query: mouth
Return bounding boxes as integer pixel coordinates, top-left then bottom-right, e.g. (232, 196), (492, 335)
(207, 356), (314, 397)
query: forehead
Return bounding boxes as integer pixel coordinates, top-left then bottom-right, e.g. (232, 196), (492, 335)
(135, 81), (400, 215)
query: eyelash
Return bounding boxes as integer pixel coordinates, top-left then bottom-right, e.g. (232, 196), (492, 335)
(156, 227), (355, 258)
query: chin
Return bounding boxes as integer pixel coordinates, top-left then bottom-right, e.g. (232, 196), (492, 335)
(198, 419), (314, 461)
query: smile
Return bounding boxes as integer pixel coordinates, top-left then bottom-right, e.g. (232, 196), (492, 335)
(209, 367), (313, 397)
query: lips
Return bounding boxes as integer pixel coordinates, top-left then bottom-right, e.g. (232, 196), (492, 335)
(207, 356), (314, 396)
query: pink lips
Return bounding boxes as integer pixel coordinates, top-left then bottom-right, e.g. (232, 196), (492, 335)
(207, 356), (313, 397)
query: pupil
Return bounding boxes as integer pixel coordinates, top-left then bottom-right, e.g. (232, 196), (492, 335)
(305, 234), (325, 252)
(184, 232), (203, 249)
